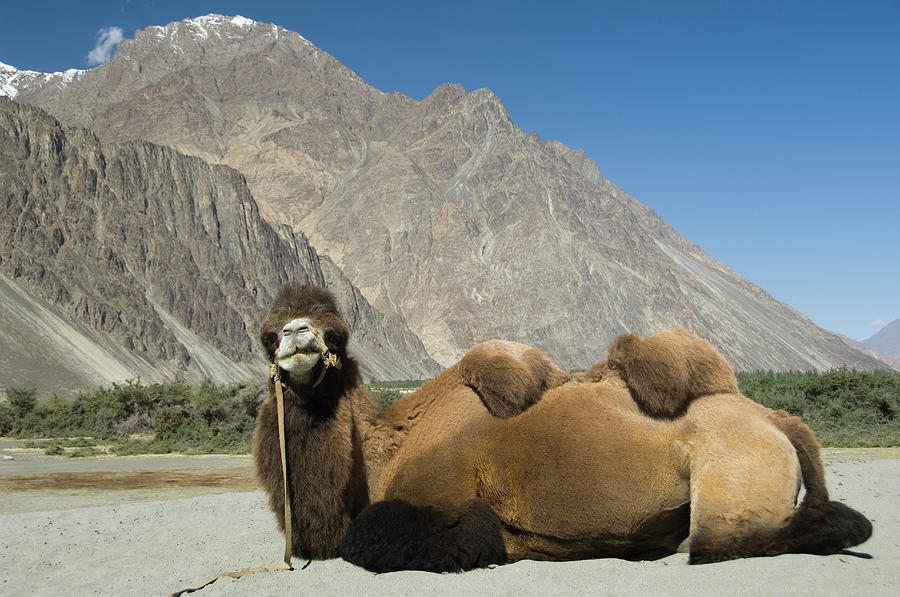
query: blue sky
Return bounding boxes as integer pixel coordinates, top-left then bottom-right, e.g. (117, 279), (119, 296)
(1, 1), (897, 341)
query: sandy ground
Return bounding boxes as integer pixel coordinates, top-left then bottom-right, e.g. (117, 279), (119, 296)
(1, 442), (898, 597)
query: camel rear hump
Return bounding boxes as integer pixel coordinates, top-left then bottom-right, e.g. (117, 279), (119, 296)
(605, 328), (739, 418)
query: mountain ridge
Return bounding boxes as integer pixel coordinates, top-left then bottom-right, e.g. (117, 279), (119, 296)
(864, 319), (900, 361)
(1, 14), (891, 375)
(0, 97), (439, 395)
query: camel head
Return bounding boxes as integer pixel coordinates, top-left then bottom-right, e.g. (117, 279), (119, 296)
(259, 284), (350, 390)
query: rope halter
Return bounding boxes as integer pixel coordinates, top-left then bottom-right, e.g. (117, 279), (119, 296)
(309, 325), (342, 388)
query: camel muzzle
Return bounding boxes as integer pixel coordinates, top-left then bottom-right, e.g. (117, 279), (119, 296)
(275, 319), (342, 387)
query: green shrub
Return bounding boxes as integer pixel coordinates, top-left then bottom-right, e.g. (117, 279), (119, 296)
(371, 389), (404, 408)
(44, 443), (65, 456)
(367, 380), (423, 408)
(0, 401), (14, 435)
(737, 369), (900, 447)
(67, 446), (104, 458)
(4, 370), (896, 452)
(3, 378), (257, 454)
(7, 387), (38, 419)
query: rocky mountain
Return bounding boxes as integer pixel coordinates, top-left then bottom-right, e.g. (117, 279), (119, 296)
(0, 97), (438, 395)
(864, 319), (900, 360)
(2, 14), (890, 373)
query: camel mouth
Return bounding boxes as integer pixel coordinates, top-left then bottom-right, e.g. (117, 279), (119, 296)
(276, 341), (321, 361)
(282, 348), (319, 357)
(276, 350), (322, 374)
(274, 318), (325, 375)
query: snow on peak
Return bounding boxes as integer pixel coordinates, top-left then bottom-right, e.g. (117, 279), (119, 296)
(1, 62), (20, 98)
(0, 62), (85, 99)
(145, 14), (307, 46)
(192, 14), (255, 27)
(228, 15), (256, 28)
(189, 14), (254, 36)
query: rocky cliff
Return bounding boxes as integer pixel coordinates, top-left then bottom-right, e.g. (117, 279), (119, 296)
(0, 97), (438, 394)
(2, 14), (889, 372)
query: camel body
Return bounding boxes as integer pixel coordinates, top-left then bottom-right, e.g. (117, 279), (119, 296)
(252, 285), (871, 571)
(367, 362), (802, 561)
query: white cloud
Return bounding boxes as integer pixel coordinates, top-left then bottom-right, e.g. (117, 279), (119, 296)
(871, 319), (888, 327)
(87, 26), (124, 66)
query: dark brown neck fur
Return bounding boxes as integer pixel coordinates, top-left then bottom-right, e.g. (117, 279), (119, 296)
(253, 353), (375, 559)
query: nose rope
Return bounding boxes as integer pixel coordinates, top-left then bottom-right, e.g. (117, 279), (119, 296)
(271, 363), (294, 568)
(168, 325), (339, 595)
(167, 364), (294, 596)
(310, 326), (342, 388)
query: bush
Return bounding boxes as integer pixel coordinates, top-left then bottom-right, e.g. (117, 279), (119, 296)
(44, 443), (65, 456)
(367, 380), (423, 408)
(737, 369), (900, 447)
(0, 401), (14, 435)
(4, 370), (896, 453)
(371, 389), (404, 408)
(3, 379), (257, 454)
(7, 387), (38, 418)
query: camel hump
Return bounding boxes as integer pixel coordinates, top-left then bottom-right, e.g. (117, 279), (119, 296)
(457, 340), (571, 418)
(606, 328), (739, 418)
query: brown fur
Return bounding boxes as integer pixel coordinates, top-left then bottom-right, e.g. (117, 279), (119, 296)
(252, 285), (375, 559)
(766, 408), (829, 507)
(457, 341), (571, 417)
(253, 287), (871, 570)
(602, 328), (739, 417)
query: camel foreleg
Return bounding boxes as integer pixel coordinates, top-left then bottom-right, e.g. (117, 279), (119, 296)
(338, 498), (507, 572)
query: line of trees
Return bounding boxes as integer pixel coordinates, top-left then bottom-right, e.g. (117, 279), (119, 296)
(0, 379), (262, 455)
(737, 368), (898, 447)
(1, 368), (896, 454)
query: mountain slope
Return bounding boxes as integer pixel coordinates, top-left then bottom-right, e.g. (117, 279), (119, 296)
(2, 15), (889, 372)
(0, 98), (438, 394)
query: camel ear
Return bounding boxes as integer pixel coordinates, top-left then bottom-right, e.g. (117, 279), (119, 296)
(608, 329), (738, 418)
(457, 341), (570, 418)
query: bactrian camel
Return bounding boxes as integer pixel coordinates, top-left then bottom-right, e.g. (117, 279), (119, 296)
(252, 285), (872, 572)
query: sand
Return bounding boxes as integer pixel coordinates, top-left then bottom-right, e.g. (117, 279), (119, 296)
(1, 444), (897, 597)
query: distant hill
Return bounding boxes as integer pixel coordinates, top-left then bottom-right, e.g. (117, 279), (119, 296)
(864, 319), (900, 359)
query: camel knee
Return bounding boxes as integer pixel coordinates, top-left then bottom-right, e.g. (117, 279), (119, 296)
(339, 498), (507, 572)
(686, 463), (799, 563)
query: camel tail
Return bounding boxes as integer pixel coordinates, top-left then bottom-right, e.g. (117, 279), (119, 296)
(339, 499), (507, 572)
(766, 411), (872, 556)
(767, 410), (830, 507)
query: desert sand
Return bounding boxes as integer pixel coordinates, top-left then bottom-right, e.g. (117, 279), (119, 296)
(1, 442), (897, 596)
